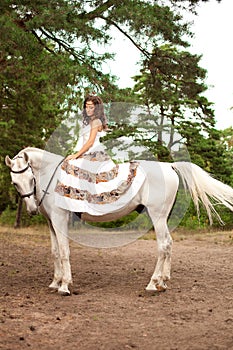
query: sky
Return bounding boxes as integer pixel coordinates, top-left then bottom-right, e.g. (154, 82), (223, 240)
(106, 0), (233, 131)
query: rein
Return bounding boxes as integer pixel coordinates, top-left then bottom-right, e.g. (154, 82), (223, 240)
(37, 158), (65, 207)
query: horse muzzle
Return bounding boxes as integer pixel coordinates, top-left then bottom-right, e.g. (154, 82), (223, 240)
(24, 199), (39, 216)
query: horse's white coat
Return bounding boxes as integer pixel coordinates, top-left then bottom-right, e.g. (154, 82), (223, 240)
(5, 147), (233, 295)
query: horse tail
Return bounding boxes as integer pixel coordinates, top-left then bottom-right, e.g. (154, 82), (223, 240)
(172, 162), (233, 224)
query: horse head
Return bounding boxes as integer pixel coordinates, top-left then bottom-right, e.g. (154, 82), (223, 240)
(5, 152), (38, 215)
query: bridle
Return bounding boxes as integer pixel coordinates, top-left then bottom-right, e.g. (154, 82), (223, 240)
(11, 157), (37, 199)
(10, 155), (65, 207)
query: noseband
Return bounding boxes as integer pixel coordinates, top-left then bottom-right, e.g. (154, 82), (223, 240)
(11, 157), (36, 199)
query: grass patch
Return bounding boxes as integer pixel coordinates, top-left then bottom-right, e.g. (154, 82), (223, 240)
(140, 227), (233, 244)
(0, 224), (50, 247)
(1, 224), (232, 246)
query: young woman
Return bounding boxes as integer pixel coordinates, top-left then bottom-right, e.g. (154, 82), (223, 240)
(55, 95), (145, 215)
(66, 95), (108, 161)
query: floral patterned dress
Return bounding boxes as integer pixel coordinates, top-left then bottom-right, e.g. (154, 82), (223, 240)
(55, 122), (145, 215)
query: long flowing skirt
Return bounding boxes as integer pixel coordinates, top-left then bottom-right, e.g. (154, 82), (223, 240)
(55, 147), (145, 215)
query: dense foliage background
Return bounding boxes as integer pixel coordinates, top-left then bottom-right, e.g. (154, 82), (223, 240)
(1, 0), (232, 229)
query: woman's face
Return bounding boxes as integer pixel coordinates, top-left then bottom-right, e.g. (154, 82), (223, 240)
(85, 101), (95, 118)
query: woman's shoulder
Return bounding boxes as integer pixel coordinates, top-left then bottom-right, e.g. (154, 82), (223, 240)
(91, 118), (102, 126)
(91, 118), (102, 130)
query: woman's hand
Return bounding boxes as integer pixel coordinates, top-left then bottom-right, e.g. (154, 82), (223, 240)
(66, 153), (79, 161)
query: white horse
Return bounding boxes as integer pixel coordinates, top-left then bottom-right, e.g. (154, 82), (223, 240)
(5, 147), (233, 295)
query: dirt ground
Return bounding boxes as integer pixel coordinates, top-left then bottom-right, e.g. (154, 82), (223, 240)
(0, 226), (233, 350)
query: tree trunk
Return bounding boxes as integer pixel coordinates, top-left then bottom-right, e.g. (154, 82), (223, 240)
(14, 198), (23, 228)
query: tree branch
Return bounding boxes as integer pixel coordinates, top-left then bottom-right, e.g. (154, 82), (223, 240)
(31, 30), (55, 54)
(99, 15), (151, 59)
(78, 0), (118, 20)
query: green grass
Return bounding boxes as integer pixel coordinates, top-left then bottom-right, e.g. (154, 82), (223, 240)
(0, 224), (232, 246)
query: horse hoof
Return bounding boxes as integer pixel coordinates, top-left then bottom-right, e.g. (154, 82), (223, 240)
(59, 291), (70, 296)
(145, 284), (158, 293)
(58, 286), (71, 296)
(145, 281), (167, 293)
(156, 284), (167, 292)
(58, 289), (71, 296)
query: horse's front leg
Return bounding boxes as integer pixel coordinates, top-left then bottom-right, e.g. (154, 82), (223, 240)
(146, 215), (172, 292)
(57, 235), (72, 296)
(48, 220), (63, 291)
(51, 212), (72, 295)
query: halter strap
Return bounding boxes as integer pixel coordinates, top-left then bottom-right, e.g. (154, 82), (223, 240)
(18, 178), (36, 199)
(10, 163), (31, 174)
(10, 154), (65, 207)
(10, 160), (36, 199)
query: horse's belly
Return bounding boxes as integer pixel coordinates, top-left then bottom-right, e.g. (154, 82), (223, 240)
(81, 202), (138, 222)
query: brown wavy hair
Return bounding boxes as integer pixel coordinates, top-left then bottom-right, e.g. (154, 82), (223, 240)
(82, 95), (108, 130)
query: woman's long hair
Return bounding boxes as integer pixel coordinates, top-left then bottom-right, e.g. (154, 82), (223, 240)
(82, 95), (108, 130)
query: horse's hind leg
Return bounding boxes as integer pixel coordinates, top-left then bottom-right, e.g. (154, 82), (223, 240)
(146, 213), (172, 292)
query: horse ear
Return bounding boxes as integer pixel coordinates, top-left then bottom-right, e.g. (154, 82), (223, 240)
(23, 152), (29, 163)
(5, 155), (12, 168)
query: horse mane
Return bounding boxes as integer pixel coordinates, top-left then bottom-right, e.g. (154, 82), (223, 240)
(18, 147), (63, 166)
(18, 147), (44, 155)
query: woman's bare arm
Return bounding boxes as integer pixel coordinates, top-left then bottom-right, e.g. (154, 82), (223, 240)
(66, 119), (102, 160)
